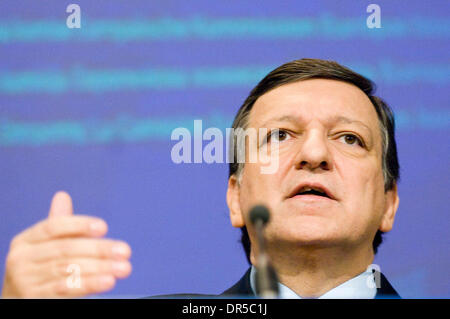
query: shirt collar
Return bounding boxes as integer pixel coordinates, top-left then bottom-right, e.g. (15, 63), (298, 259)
(249, 265), (377, 299)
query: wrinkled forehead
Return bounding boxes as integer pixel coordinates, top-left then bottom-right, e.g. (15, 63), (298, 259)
(248, 79), (380, 135)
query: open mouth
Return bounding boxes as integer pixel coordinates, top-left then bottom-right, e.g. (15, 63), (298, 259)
(289, 184), (335, 200)
(296, 187), (329, 198)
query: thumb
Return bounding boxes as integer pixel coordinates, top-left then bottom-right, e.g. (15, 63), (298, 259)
(48, 191), (73, 218)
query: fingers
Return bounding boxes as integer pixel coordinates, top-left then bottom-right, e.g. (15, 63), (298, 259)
(26, 238), (132, 262)
(29, 255), (133, 298)
(32, 274), (118, 298)
(12, 216), (108, 246)
(52, 258), (132, 279)
(48, 191), (73, 218)
(4, 238), (132, 298)
(32, 257), (132, 286)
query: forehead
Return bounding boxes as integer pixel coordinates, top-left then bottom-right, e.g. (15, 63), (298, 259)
(249, 79), (379, 131)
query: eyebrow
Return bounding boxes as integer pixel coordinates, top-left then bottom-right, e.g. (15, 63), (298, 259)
(259, 115), (301, 128)
(260, 115), (371, 130)
(332, 116), (372, 133)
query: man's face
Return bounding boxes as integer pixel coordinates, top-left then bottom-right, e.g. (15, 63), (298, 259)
(227, 79), (399, 252)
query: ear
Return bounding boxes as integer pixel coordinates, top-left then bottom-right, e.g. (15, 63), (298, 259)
(379, 183), (400, 232)
(227, 175), (245, 228)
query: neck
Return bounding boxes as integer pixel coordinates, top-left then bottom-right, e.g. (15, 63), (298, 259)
(255, 242), (374, 298)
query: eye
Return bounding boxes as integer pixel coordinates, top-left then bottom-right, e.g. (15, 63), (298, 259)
(267, 129), (291, 143)
(339, 134), (364, 147)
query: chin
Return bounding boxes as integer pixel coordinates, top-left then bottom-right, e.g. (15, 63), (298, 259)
(267, 221), (343, 247)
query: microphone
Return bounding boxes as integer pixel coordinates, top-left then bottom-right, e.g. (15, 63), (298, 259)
(249, 205), (279, 298)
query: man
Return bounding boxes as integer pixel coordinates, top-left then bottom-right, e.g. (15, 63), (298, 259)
(222, 58), (400, 298)
(1, 59), (400, 298)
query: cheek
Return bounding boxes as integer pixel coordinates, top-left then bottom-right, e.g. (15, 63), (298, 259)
(336, 156), (385, 221)
(336, 149), (382, 191)
(238, 165), (266, 212)
(239, 158), (290, 208)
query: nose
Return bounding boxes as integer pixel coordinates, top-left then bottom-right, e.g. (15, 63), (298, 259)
(294, 129), (332, 171)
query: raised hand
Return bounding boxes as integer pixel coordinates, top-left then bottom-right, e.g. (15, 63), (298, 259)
(1, 191), (132, 298)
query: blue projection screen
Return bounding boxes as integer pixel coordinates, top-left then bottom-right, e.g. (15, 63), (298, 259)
(0, 1), (449, 298)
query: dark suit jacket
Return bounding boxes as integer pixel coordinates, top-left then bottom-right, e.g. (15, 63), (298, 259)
(221, 267), (401, 299)
(148, 267), (401, 299)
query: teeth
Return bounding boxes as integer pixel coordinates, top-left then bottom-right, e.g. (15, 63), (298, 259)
(293, 185), (331, 198)
(300, 186), (325, 194)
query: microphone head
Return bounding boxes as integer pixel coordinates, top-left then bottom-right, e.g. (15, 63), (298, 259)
(249, 205), (270, 226)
